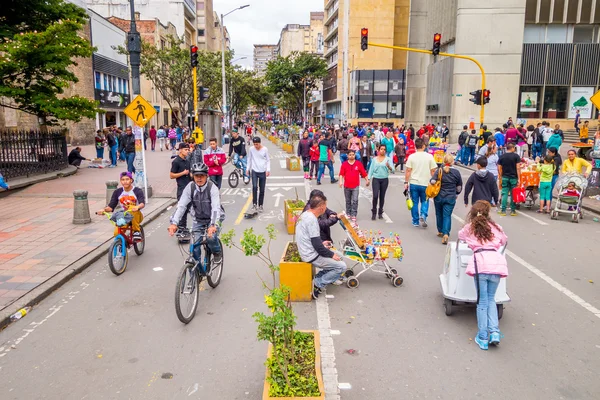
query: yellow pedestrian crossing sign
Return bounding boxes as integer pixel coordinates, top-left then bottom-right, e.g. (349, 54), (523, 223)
(124, 95), (156, 127)
(590, 89), (600, 110)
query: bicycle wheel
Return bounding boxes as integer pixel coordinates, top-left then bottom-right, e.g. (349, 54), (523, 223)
(228, 170), (239, 188)
(108, 235), (128, 275)
(174, 263), (200, 324)
(207, 240), (224, 288)
(133, 226), (145, 255)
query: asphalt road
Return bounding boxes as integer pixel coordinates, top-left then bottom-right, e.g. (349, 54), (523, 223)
(1, 138), (600, 400)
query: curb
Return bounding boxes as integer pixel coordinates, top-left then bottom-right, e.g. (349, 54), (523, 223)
(4, 166), (78, 191)
(0, 198), (177, 331)
(455, 163), (600, 216)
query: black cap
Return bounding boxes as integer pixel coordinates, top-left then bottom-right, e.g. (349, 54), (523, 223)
(178, 143), (190, 149)
(252, 136), (261, 143)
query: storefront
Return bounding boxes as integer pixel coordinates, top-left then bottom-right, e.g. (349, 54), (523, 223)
(95, 88), (130, 129)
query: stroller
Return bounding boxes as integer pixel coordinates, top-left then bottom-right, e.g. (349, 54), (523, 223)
(337, 214), (404, 289)
(550, 173), (587, 223)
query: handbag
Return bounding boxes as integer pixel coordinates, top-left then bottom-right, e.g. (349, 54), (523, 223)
(425, 168), (443, 198)
(512, 186), (526, 203)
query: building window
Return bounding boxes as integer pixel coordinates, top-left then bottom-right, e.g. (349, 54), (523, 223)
(573, 25), (595, 43)
(543, 86), (569, 119)
(546, 25), (568, 43)
(95, 72), (101, 89)
(196, 1), (204, 10)
(112, 76), (117, 92)
(160, 39), (166, 49)
(517, 86), (542, 119)
(198, 29), (205, 37)
(103, 74), (108, 91)
(124, 80), (128, 94)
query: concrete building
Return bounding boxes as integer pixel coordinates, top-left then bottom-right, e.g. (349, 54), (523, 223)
(196, 0), (217, 51)
(253, 45), (278, 77)
(214, 14), (231, 52)
(277, 24), (311, 57)
(323, 0), (410, 126)
(309, 12), (325, 55)
(85, 0), (196, 47)
(108, 16), (181, 127)
(406, 0), (600, 141)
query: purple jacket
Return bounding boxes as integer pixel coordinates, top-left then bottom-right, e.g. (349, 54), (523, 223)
(297, 138), (313, 158)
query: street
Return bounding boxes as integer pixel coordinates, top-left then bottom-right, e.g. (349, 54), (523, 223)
(1, 138), (600, 399)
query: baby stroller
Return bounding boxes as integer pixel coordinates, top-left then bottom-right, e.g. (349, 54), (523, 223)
(550, 173), (587, 223)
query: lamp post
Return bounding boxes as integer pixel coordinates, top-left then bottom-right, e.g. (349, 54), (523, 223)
(221, 5), (250, 134)
(231, 56), (248, 64)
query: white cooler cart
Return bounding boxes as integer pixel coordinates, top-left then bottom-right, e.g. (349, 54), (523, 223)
(440, 241), (510, 319)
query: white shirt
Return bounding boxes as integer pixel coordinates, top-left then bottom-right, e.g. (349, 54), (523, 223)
(247, 146), (271, 173)
(542, 128), (553, 142)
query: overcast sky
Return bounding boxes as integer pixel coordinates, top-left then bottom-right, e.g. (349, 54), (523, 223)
(216, 0), (324, 70)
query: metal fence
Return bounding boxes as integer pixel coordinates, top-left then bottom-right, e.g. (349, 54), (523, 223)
(0, 130), (68, 180)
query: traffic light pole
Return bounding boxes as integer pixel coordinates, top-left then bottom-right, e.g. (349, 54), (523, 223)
(367, 42), (486, 128)
(192, 67), (198, 128)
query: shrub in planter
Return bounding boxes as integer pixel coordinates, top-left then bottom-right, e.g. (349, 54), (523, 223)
(284, 199), (305, 235)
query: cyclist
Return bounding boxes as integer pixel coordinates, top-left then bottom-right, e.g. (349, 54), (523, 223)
(228, 129), (247, 179)
(168, 163), (224, 268)
(96, 171), (145, 242)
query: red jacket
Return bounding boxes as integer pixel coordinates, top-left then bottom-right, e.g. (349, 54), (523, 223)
(203, 148), (227, 176)
(309, 145), (320, 162)
(339, 160), (367, 189)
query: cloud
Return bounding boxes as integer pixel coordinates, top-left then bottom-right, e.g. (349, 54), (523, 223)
(216, 0), (324, 69)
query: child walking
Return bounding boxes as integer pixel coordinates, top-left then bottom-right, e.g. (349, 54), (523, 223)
(394, 138), (406, 171)
(458, 200), (508, 351)
(309, 140), (320, 180)
(536, 155), (555, 213)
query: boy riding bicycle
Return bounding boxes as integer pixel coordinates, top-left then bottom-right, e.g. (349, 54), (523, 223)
(96, 171), (145, 242)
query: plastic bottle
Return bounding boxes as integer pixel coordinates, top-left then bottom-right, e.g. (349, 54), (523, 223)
(10, 306), (32, 322)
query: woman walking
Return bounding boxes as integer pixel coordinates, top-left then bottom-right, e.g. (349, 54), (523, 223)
(368, 144), (393, 220)
(458, 200), (508, 350)
(431, 154), (463, 244)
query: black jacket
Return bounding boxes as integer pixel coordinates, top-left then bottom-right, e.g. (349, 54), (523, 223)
(458, 130), (468, 146)
(297, 138), (313, 157)
(430, 167), (463, 199)
(122, 133), (135, 153)
(464, 170), (499, 205)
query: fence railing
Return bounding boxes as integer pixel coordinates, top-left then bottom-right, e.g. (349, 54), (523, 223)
(0, 130), (68, 180)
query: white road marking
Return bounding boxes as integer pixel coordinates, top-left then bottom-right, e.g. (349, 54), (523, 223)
(265, 182), (305, 187)
(338, 383), (352, 390)
(304, 178), (312, 200)
(273, 193), (284, 207)
(452, 214), (600, 320)
(330, 329), (341, 335)
(359, 187), (393, 223)
(268, 176), (304, 180)
(279, 160), (286, 168)
(515, 210), (549, 226)
(316, 292), (341, 398)
(152, 267), (163, 272)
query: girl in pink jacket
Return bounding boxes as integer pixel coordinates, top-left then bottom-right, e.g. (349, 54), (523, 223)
(458, 200), (508, 350)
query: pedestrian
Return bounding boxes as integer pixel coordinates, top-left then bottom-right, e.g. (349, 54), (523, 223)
(464, 129), (478, 166)
(494, 127), (506, 157)
(348, 132), (362, 162)
(122, 126), (136, 174)
(394, 137), (407, 171)
(94, 130), (105, 160)
(562, 149), (592, 177)
(302, 189), (339, 243)
(359, 134), (374, 171)
(547, 147), (562, 192)
(579, 120), (590, 143)
(168, 126), (177, 154)
(0, 171), (9, 190)
(441, 123), (450, 142)
(67, 146), (90, 168)
(485, 143), (499, 180)
(204, 137), (226, 189)
(541, 121), (552, 155)
(157, 125), (166, 151)
(458, 200), (508, 351)
(169, 143), (191, 236)
(337, 132), (349, 164)
(381, 131), (396, 169)
(497, 143), (522, 216)
(309, 140), (320, 180)
(339, 149), (369, 222)
(405, 138), (438, 227)
(246, 136), (270, 213)
(478, 137), (496, 159)
(295, 193), (347, 300)
(149, 125), (157, 151)
(367, 144), (393, 221)
(536, 155), (555, 214)
(106, 128), (117, 168)
(525, 124), (535, 157)
(228, 129), (248, 179)
(317, 132), (338, 185)
(516, 124), (527, 157)
(456, 125), (469, 164)
(546, 128), (563, 152)
(464, 157), (499, 207)
(118, 128), (127, 162)
(574, 109), (581, 135)
(430, 154), (463, 244)
(298, 131), (313, 179)
(531, 123), (543, 159)
(554, 123), (564, 140)
(176, 124), (183, 143)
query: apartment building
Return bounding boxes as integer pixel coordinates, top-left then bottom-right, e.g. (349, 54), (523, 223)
(407, 0), (600, 139)
(254, 45), (278, 77)
(309, 12), (325, 54)
(214, 14), (231, 52)
(196, 0), (217, 51)
(323, 0), (410, 126)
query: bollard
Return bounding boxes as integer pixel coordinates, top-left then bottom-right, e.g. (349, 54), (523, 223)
(105, 180), (118, 207)
(72, 190), (91, 224)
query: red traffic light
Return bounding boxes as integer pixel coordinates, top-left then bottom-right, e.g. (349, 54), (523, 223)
(190, 45), (198, 53)
(361, 28), (368, 36)
(434, 33), (441, 42)
(361, 28), (368, 51)
(483, 89), (490, 97)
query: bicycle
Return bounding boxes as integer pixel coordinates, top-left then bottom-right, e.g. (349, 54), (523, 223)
(174, 232), (224, 324)
(101, 211), (145, 275)
(225, 156), (250, 188)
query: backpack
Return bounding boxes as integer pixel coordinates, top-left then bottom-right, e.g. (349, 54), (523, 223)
(467, 134), (478, 147)
(458, 131), (468, 146)
(425, 168), (443, 198)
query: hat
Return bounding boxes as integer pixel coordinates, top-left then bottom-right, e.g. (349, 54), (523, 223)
(178, 143), (190, 150)
(120, 171), (133, 180)
(252, 136), (261, 143)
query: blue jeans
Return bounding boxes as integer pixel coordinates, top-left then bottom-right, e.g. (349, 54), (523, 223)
(110, 145), (118, 166)
(125, 152), (136, 174)
(475, 273), (501, 341)
(409, 184), (429, 224)
(318, 161), (335, 182)
(455, 147), (463, 163)
(192, 224), (222, 271)
(464, 147), (476, 166)
(233, 153), (247, 178)
(313, 252), (346, 289)
(532, 143), (542, 160)
(340, 153), (348, 163)
(96, 147), (104, 159)
(434, 196), (456, 235)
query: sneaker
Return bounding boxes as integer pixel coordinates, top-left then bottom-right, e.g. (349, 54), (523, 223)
(413, 223), (420, 227)
(251, 204), (258, 212)
(258, 205), (264, 213)
(331, 179), (338, 184)
(212, 253), (223, 267)
(420, 217), (428, 228)
(350, 216), (357, 223)
(132, 231), (143, 243)
(474, 335), (488, 350)
(510, 210), (517, 216)
(489, 331), (502, 346)
(499, 211), (507, 216)
(316, 181), (322, 185)
(312, 285), (322, 300)
(332, 278), (345, 286)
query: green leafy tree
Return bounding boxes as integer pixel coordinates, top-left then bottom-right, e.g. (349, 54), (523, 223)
(265, 52), (327, 122)
(0, 0), (101, 125)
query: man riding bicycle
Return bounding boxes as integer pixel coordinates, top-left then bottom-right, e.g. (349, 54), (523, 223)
(96, 171), (145, 242)
(228, 129), (247, 179)
(168, 163), (224, 268)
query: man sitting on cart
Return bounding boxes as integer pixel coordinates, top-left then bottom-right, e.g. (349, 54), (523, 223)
(296, 193), (347, 300)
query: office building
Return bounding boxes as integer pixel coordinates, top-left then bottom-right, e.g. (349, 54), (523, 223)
(196, 0), (217, 51)
(254, 45), (278, 77)
(406, 0), (600, 139)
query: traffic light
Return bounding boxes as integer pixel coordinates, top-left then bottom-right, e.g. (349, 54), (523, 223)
(469, 89), (482, 106)
(482, 89), (491, 104)
(200, 86), (209, 101)
(190, 45), (198, 68)
(432, 33), (442, 56)
(361, 28), (368, 51)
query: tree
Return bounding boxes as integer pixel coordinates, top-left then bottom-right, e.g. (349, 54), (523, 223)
(0, 0), (101, 125)
(264, 52), (327, 122)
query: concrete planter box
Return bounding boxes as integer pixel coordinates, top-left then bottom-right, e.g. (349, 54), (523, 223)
(286, 156), (301, 171)
(262, 330), (324, 399)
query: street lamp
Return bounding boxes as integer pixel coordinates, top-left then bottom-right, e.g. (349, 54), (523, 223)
(221, 5), (250, 133)
(231, 56), (247, 63)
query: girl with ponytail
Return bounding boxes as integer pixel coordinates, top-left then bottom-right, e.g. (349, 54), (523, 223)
(431, 154), (463, 244)
(458, 200), (508, 350)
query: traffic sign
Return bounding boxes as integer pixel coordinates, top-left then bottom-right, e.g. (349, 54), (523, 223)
(590, 89), (600, 110)
(124, 95), (156, 127)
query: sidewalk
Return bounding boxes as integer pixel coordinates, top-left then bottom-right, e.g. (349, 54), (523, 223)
(0, 144), (178, 315)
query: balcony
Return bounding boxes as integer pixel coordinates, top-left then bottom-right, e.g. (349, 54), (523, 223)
(325, 0), (336, 10)
(324, 3), (339, 26)
(183, 0), (196, 18)
(325, 25), (338, 42)
(324, 44), (337, 58)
